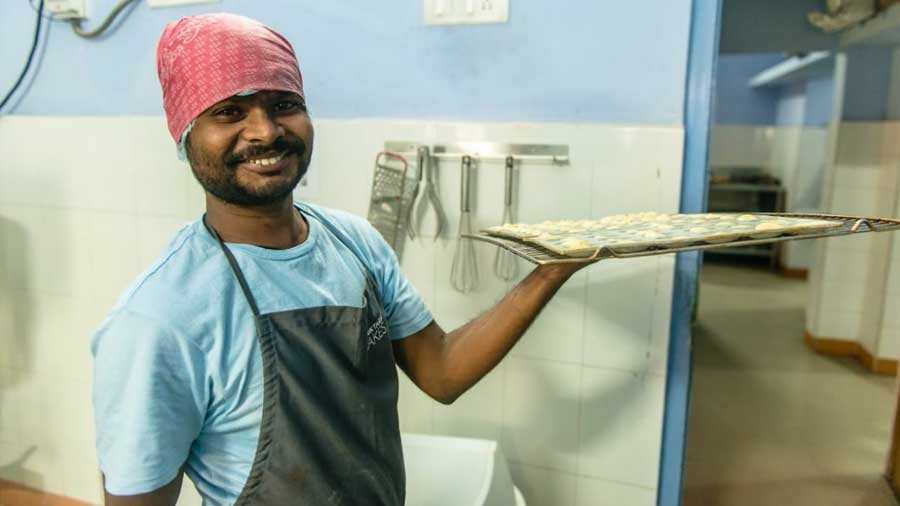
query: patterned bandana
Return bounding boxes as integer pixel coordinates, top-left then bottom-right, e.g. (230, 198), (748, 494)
(156, 13), (305, 144)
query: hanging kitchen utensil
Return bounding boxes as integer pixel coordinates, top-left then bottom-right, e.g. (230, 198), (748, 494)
(414, 146), (448, 241)
(366, 151), (417, 258)
(451, 155), (479, 293)
(493, 156), (519, 281)
(405, 147), (427, 240)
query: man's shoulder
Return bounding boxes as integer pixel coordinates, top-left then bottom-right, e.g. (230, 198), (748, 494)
(114, 220), (224, 321)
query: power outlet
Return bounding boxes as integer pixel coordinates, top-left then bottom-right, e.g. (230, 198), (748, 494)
(45, 0), (86, 19)
(425, 0), (509, 25)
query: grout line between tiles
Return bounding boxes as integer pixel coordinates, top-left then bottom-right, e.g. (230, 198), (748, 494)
(509, 460), (659, 491)
(576, 153), (597, 479)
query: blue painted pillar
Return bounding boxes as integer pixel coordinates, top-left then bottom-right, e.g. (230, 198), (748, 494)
(657, 1), (721, 505)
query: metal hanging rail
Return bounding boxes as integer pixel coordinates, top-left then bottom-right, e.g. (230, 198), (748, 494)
(384, 141), (569, 165)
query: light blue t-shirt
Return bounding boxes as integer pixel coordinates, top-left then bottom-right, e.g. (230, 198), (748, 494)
(91, 202), (432, 504)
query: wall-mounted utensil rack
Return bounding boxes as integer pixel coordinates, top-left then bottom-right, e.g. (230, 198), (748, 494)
(384, 141), (569, 165)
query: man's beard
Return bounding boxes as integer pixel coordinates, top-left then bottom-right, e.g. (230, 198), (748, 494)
(186, 136), (310, 207)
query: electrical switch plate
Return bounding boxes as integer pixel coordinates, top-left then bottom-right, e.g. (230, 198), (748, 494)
(147, 0), (220, 8)
(424, 0), (509, 25)
(45, 0), (86, 19)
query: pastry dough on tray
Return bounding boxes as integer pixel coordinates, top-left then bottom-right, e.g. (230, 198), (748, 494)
(483, 213), (841, 258)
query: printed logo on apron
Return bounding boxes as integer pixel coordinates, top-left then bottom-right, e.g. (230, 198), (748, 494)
(366, 314), (388, 350)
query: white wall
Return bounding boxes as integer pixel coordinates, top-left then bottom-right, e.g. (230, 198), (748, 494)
(0, 116), (683, 506)
(710, 125), (829, 270)
(807, 121), (900, 361)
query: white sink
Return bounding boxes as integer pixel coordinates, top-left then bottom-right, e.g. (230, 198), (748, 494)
(176, 433), (526, 506)
(402, 433), (526, 506)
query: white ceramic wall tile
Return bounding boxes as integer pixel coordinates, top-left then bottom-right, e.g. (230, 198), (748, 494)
(74, 118), (140, 213)
(398, 237), (438, 311)
(648, 256), (675, 376)
(88, 211), (141, 308)
(654, 129), (685, 213)
(0, 205), (40, 293)
(817, 280), (868, 316)
(501, 357), (581, 472)
(135, 150), (192, 219)
(303, 120), (379, 216)
(578, 369), (664, 488)
(591, 128), (668, 215)
(8, 374), (66, 491)
(813, 308), (863, 340)
(574, 476), (656, 506)
(60, 297), (99, 382)
(881, 293), (900, 329)
(833, 167), (883, 191)
(0, 437), (52, 490)
(508, 463), (578, 506)
(26, 294), (79, 377)
(769, 127), (801, 184)
(433, 363), (505, 441)
(396, 369), (434, 434)
(830, 187), (879, 217)
(510, 271), (586, 364)
(710, 126), (772, 170)
(0, 367), (16, 441)
(0, 118), (83, 208)
(137, 216), (190, 270)
(887, 262), (900, 298)
(794, 129), (828, 210)
(836, 123), (885, 167)
(2, 207), (95, 297)
(65, 456), (105, 504)
(878, 326), (900, 359)
(176, 478), (205, 506)
(583, 257), (658, 371)
(821, 247), (873, 287)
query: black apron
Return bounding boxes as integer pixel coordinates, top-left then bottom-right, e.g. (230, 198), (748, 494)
(204, 213), (405, 506)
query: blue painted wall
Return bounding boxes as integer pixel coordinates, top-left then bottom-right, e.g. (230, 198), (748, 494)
(774, 81), (807, 127)
(1, 0), (692, 124)
(715, 54), (833, 127)
(843, 47), (893, 122)
(803, 77), (834, 127)
(714, 53), (782, 125)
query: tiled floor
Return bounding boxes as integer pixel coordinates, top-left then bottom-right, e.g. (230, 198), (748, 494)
(683, 262), (900, 506)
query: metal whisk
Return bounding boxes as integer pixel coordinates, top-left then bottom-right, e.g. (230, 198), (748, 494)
(451, 155), (479, 293)
(493, 156), (519, 281)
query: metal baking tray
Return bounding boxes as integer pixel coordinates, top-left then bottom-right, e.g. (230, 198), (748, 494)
(462, 213), (900, 265)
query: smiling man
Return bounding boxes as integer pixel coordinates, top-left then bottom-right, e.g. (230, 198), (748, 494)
(91, 12), (585, 506)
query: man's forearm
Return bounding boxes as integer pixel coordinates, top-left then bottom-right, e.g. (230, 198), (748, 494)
(434, 263), (580, 402)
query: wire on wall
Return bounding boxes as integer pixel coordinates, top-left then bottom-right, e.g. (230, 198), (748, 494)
(1, 0), (45, 112)
(69, 0), (139, 39)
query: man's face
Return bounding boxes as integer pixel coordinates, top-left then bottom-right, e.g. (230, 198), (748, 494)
(185, 90), (314, 207)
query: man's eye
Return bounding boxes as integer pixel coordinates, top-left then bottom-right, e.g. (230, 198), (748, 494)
(214, 106), (240, 117)
(274, 100), (303, 112)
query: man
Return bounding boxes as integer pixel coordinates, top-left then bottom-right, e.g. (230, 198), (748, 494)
(92, 12), (586, 506)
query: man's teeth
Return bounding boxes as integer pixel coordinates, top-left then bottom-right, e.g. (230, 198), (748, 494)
(247, 153), (286, 166)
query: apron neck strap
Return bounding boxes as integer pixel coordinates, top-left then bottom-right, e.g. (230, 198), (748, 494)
(203, 215), (262, 317)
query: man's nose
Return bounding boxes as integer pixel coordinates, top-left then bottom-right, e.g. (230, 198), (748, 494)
(242, 107), (284, 145)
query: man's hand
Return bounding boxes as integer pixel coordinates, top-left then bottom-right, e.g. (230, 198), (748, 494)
(393, 261), (588, 404)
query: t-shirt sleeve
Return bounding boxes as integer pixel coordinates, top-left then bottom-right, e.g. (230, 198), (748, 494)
(356, 221), (433, 340)
(91, 309), (207, 495)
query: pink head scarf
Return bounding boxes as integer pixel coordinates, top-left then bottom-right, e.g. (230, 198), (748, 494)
(156, 13), (305, 145)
